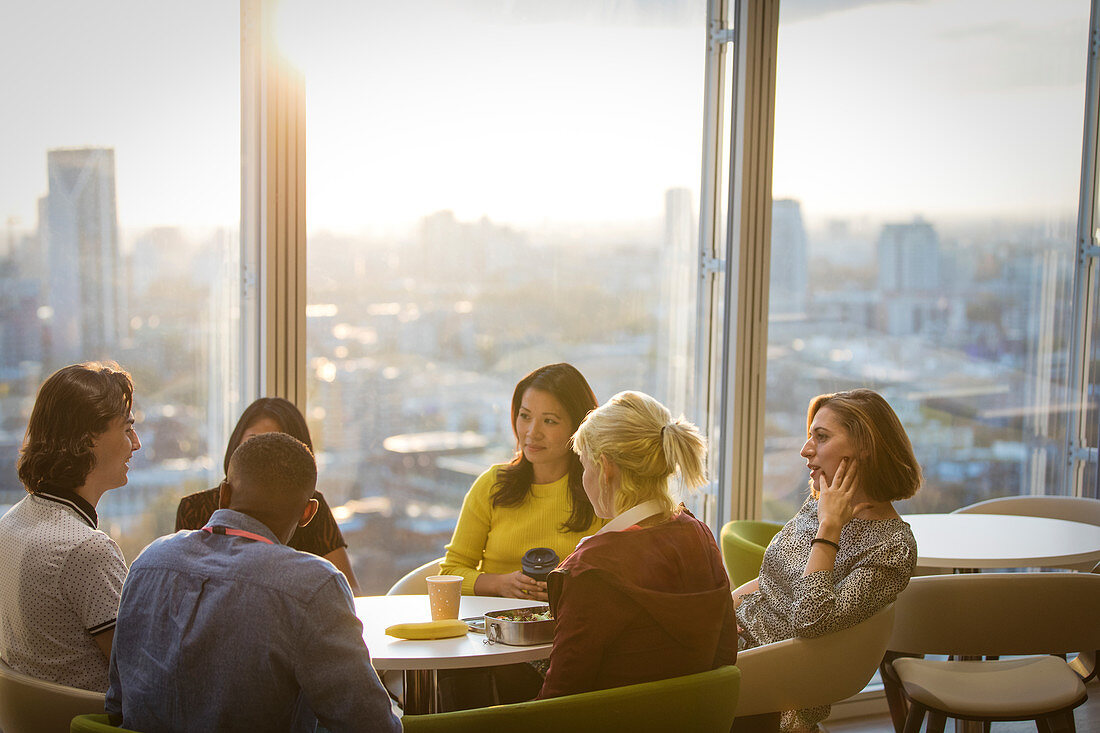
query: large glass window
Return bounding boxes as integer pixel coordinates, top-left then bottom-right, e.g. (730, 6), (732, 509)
(764, 0), (1090, 518)
(283, 0), (707, 592)
(0, 1), (241, 560)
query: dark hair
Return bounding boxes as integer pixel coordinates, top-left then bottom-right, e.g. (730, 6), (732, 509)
(493, 363), (599, 533)
(223, 397), (313, 475)
(17, 361), (134, 494)
(228, 432), (317, 504)
(807, 388), (923, 502)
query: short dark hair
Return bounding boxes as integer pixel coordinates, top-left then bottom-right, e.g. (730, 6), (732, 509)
(807, 388), (923, 502)
(17, 361), (134, 494)
(228, 432), (317, 504)
(223, 397), (313, 475)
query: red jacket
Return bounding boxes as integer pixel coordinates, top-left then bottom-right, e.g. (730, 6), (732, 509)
(538, 508), (737, 698)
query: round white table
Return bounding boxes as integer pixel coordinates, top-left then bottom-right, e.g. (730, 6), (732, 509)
(902, 513), (1100, 570)
(356, 594), (551, 714)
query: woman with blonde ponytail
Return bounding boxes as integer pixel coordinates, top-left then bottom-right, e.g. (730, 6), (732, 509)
(537, 391), (737, 699)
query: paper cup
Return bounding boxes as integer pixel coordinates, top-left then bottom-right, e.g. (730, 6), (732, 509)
(426, 574), (463, 620)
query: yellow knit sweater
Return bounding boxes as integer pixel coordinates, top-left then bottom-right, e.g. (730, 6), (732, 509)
(441, 465), (605, 595)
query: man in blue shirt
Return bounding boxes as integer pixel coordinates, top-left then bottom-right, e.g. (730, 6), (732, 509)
(107, 432), (400, 732)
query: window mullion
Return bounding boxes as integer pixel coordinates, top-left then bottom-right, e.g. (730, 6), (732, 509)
(240, 0), (307, 410)
(1067, 0), (1100, 497)
(699, 0), (780, 529)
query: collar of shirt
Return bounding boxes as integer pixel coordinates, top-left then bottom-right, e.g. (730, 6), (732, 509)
(206, 508), (282, 545)
(35, 487), (98, 529)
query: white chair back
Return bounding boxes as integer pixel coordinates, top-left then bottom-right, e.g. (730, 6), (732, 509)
(888, 572), (1100, 658)
(952, 495), (1100, 525)
(386, 557), (445, 595)
(0, 659), (105, 733)
(735, 602), (895, 716)
(952, 496), (1100, 570)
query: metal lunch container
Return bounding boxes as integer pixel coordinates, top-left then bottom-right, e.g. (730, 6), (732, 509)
(483, 604), (556, 646)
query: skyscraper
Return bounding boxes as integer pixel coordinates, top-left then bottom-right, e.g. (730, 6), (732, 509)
(657, 187), (696, 414)
(877, 217), (940, 293)
(770, 198), (808, 317)
(44, 147), (121, 365)
(877, 217), (943, 335)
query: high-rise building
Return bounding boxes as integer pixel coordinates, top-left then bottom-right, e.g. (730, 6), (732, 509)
(877, 217), (944, 335)
(43, 147), (121, 365)
(770, 198), (808, 317)
(657, 187), (696, 414)
(877, 217), (940, 293)
(0, 261), (42, 374)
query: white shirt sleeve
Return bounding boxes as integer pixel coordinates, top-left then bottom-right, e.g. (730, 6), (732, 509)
(61, 532), (127, 634)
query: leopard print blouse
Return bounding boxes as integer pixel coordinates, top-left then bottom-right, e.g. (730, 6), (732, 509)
(735, 495), (917, 731)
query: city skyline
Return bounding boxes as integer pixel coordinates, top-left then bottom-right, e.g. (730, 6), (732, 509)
(0, 168), (1079, 587)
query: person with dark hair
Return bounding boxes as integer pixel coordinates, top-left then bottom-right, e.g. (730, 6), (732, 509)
(0, 361), (140, 691)
(107, 433), (400, 733)
(733, 388), (922, 731)
(441, 363), (605, 601)
(174, 396), (359, 594)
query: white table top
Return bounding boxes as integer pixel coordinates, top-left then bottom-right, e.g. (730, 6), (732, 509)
(356, 595), (552, 671)
(902, 513), (1100, 569)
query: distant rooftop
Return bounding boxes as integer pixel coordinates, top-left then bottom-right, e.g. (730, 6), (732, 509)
(382, 430), (488, 455)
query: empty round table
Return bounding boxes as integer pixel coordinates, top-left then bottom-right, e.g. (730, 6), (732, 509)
(902, 513), (1100, 571)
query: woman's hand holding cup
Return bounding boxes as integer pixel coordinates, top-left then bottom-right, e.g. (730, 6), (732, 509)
(499, 570), (547, 601)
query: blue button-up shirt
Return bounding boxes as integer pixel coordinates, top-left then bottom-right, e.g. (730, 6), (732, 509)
(106, 509), (401, 732)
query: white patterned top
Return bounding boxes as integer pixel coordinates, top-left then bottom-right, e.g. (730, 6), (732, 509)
(736, 495), (916, 730)
(0, 491), (127, 692)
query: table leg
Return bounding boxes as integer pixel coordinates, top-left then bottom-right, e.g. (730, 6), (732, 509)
(955, 720), (984, 733)
(403, 670), (434, 715)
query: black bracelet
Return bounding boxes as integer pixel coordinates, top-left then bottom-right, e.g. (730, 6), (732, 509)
(811, 537), (840, 552)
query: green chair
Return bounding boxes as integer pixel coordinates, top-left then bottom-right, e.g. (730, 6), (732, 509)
(70, 714), (139, 732)
(401, 665), (741, 733)
(720, 520), (783, 587)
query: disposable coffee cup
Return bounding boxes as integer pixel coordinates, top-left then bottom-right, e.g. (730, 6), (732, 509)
(426, 574), (463, 620)
(521, 547), (560, 582)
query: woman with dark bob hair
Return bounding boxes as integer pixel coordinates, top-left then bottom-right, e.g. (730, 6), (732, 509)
(1, 361), (140, 692)
(441, 363), (606, 600)
(733, 388), (922, 731)
(175, 397), (359, 594)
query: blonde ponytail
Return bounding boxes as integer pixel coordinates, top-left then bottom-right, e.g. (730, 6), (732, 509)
(661, 418), (707, 491)
(573, 391), (708, 520)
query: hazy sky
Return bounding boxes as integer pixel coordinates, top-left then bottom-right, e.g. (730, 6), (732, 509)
(0, 0), (239, 232)
(0, 0), (1090, 234)
(772, 0), (1089, 224)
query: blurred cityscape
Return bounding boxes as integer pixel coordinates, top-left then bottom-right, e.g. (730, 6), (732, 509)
(0, 147), (1083, 593)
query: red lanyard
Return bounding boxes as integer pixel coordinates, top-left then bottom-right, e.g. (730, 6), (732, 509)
(202, 525), (274, 545)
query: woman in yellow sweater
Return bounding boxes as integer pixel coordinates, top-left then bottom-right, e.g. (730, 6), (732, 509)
(441, 363), (605, 600)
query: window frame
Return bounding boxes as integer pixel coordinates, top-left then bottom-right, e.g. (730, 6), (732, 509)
(697, 0), (781, 532)
(241, 0), (307, 411)
(1069, 0), (1100, 498)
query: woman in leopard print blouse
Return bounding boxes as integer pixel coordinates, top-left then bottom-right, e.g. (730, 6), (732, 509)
(734, 389), (922, 731)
